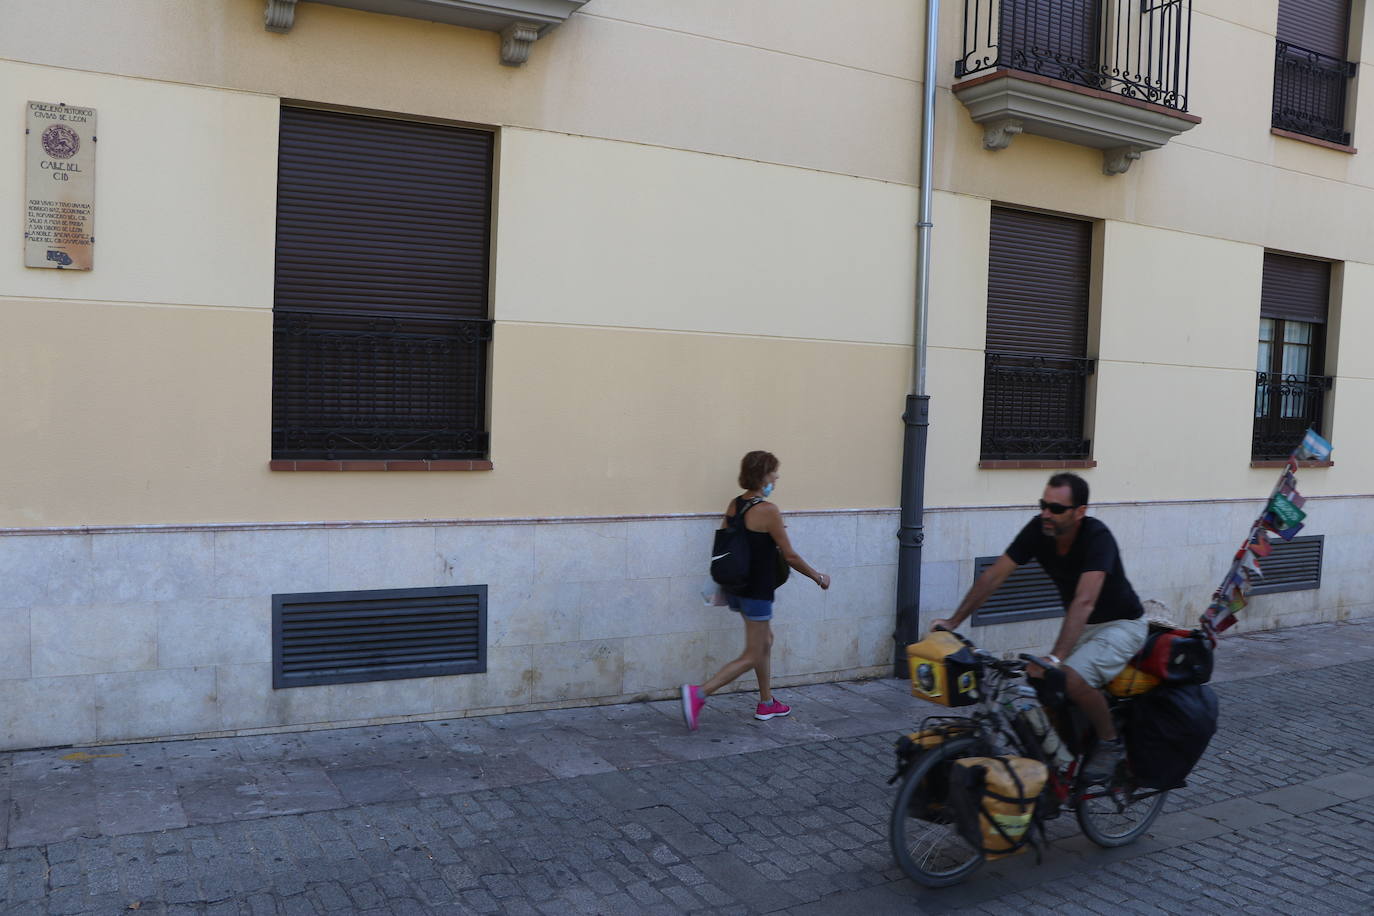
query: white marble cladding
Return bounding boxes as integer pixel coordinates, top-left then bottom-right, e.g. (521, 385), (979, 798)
(1, 498), (1370, 750)
(919, 498), (1374, 657)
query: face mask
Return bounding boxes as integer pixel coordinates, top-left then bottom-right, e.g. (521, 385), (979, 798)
(761, 482), (775, 498)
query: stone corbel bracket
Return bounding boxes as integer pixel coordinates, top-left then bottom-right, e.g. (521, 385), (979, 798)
(953, 70), (1201, 175)
(500, 22), (541, 66)
(264, 0), (589, 65)
(264, 0), (298, 32)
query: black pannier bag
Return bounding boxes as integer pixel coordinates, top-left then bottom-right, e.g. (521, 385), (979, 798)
(1124, 682), (1219, 790)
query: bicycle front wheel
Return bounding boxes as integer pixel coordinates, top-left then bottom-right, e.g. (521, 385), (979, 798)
(888, 736), (984, 887)
(1076, 779), (1168, 847)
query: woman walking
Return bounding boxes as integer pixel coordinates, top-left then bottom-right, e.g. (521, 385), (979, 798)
(681, 450), (830, 730)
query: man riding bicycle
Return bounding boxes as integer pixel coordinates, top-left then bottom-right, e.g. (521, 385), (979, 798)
(931, 472), (1146, 783)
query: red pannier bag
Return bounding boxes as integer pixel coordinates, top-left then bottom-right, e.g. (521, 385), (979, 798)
(1130, 625), (1213, 686)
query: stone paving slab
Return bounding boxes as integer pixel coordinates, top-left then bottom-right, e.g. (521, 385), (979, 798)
(1, 618), (1373, 913)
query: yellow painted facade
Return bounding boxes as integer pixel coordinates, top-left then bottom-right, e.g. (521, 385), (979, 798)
(2, 1), (1372, 747)
(3, 3), (1372, 529)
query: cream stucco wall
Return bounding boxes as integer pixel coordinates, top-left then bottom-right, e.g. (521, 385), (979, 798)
(1, 4), (1370, 525)
(0, 58), (918, 526)
(0, 59), (278, 308)
(4, 0), (1374, 749)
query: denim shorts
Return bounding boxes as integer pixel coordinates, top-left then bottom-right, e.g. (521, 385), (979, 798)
(726, 595), (774, 622)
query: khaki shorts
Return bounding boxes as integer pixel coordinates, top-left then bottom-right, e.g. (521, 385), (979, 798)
(1064, 617), (1148, 689)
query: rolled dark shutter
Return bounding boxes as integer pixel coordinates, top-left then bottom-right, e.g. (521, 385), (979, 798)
(982, 207), (1093, 460)
(272, 107), (494, 460)
(1277, 0), (1349, 58)
(1260, 253), (1330, 324)
(999, 0), (1101, 70)
(987, 208), (1091, 358)
(275, 107), (492, 322)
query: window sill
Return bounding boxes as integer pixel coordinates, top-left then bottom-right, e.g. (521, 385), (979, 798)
(1250, 460), (1333, 469)
(269, 460), (493, 471)
(1271, 127), (1356, 154)
(979, 459), (1098, 470)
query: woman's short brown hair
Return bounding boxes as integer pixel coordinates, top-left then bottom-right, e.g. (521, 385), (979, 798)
(738, 450), (779, 490)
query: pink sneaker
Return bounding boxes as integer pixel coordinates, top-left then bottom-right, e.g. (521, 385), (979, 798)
(754, 700), (791, 721)
(680, 684), (705, 730)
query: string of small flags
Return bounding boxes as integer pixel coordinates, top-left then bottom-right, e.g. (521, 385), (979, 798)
(1200, 429), (1333, 642)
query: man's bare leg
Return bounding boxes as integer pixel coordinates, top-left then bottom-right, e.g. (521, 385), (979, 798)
(1064, 665), (1116, 740)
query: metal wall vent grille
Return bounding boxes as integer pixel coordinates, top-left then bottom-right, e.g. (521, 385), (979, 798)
(1250, 536), (1323, 595)
(272, 585), (486, 688)
(971, 556), (1065, 625)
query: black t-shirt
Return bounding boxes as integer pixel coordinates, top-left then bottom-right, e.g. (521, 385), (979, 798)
(1005, 516), (1143, 624)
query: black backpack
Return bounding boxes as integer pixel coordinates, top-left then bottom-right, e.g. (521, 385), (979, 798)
(710, 498), (762, 594)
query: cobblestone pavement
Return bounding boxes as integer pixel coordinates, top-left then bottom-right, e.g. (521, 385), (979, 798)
(3, 620), (1373, 915)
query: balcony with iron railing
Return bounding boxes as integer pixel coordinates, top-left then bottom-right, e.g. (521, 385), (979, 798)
(1252, 371), (1333, 461)
(981, 352), (1095, 461)
(1272, 40), (1356, 147)
(953, 0), (1200, 174)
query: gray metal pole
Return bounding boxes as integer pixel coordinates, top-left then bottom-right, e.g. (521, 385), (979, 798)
(894, 0), (940, 677)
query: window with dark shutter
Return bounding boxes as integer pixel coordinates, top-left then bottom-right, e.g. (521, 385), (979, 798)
(1253, 253), (1333, 460)
(970, 556), (1064, 625)
(1272, 0), (1355, 145)
(982, 207), (1095, 461)
(272, 106), (494, 460)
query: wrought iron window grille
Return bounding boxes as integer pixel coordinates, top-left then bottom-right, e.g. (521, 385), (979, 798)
(956, 0), (1193, 112)
(1252, 371), (1332, 461)
(981, 352), (1095, 461)
(272, 310), (493, 461)
(1272, 40), (1356, 146)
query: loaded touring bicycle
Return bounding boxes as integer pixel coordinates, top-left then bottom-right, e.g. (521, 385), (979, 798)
(888, 626), (1215, 887)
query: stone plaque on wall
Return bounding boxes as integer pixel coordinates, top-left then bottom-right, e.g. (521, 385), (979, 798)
(25, 101), (96, 270)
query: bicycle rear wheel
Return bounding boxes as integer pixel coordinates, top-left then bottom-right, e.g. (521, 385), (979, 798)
(888, 736), (984, 887)
(1076, 777), (1168, 847)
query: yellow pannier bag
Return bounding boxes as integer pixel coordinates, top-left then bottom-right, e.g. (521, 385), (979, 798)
(1106, 663), (1161, 697)
(906, 631), (981, 707)
(949, 756), (1047, 860)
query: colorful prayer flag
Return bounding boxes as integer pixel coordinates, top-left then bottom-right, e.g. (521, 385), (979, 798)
(1296, 429), (1333, 461)
(1250, 533), (1273, 557)
(1275, 522), (1305, 541)
(1268, 493), (1307, 529)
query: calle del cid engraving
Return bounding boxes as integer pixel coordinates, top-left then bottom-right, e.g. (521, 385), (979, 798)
(25, 101), (97, 270)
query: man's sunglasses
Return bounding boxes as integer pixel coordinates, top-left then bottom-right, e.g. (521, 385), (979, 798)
(1038, 500), (1080, 515)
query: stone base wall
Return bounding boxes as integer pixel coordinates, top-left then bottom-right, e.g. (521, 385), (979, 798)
(2, 497), (1368, 750)
(0, 512), (900, 751)
(919, 497), (1374, 655)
